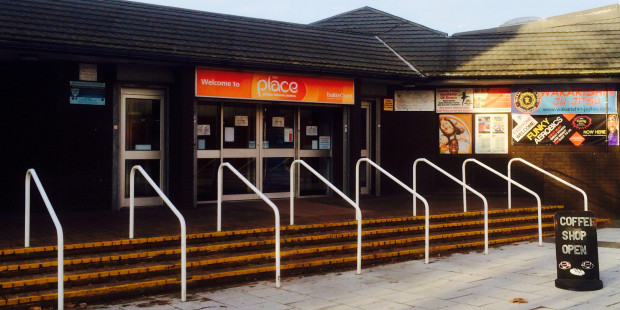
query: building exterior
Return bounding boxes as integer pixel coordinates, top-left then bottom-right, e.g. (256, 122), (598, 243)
(1, 0), (620, 217)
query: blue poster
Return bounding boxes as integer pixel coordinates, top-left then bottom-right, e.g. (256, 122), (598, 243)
(511, 84), (616, 114)
(70, 81), (106, 105)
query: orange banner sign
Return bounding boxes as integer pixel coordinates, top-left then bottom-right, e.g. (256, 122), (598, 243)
(196, 68), (354, 104)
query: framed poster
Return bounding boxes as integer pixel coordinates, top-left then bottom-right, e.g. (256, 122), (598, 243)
(439, 114), (472, 154)
(475, 114), (508, 154)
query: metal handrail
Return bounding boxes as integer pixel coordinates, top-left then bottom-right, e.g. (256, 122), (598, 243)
(413, 158), (489, 254)
(217, 162), (281, 287)
(25, 169), (64, 310)
(356, 158), (430, 263)
(290, 159), (363, 274)
(462, 159), (543, 246)
(508, 158), (588, 211)
(129, 165), (187, 301)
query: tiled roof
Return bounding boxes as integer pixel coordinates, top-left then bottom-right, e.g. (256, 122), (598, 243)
(312, 5), (620, 78)
(1, 1), (619, 79)
(436, 5), (620, 77)
(0, 0), (420, 77)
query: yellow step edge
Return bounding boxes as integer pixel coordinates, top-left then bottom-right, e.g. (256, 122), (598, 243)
(0, 206), (563, 257)
(0, 223), (555, 290)
(3, 231), (555, 305)
(4, 215), (556, 272)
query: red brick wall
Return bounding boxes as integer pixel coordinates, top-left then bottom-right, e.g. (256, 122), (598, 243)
(510, 144), (619, 217)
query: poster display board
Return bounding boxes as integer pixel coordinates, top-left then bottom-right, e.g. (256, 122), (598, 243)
(439, 114), (472, 154)
(511, 114), (606, 146)
(436, 88), (474, 113)
(394, 90), (435, 111)
(475, 114), (508, 154)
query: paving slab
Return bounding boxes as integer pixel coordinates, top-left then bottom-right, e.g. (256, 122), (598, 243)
(89, 227), (620, 309)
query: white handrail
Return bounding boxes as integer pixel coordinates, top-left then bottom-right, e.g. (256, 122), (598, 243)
(129, 165), (187, 301)
(462, 159), (543, 246)
(25, 169), (64, 310)
(413, 158), (489, 254)
(217, 162), (281, 287)
(508, 158), (588, 211)
(290, 159), (363, 274)
(355, 158), (430, 264)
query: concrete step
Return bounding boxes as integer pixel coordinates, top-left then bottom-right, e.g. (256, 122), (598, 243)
(0, 206), (566, 308)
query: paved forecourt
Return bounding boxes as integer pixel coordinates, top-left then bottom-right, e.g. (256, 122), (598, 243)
(95, 228), (620, 310)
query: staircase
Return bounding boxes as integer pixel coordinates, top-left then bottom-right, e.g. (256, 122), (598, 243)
(0, 205), (568, 308)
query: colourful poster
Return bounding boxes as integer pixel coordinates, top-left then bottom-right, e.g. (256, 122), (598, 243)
(475, 114), (508, 154)
(196, 68), (354, 104)
(436, 88), (473, 113)
(473, 87), (511, 113)
(511, 114), (607, 146)
(608, 114), (619, 146)
(439, 114), (472, 154)
(511, 84), (617, 115)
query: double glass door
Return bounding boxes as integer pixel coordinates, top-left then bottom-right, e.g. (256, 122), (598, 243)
(196, 102), (333, 202)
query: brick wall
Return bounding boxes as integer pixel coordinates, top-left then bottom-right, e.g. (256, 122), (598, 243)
(510, 144), (620, 217)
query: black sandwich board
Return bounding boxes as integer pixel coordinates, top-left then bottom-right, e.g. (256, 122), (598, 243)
(554, 211), (603, 291)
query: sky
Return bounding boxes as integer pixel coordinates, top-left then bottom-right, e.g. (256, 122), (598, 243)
(131, 0), (619, 35)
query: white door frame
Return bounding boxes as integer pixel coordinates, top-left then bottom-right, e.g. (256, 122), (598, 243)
(119, 88), (165, 207)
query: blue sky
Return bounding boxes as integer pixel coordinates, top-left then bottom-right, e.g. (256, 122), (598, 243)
(131, 0), (619, 35)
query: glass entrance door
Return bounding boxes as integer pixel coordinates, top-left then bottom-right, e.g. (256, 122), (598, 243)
(120, 89), (164, 207)
(196, 102), (335, 202)
(261, 105), (295, 197)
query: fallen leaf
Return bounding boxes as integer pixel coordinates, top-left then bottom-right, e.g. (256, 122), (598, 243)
(510, 297), (528, 303)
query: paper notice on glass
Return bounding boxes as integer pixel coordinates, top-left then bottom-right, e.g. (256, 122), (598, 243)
(198, 139), (206, 150)
(197, 124), (211, 136)
(306, 125), (318, 136)
(312, 140), (318, 149)
(235, 115), (248, 127)
(272, 117), (285, 128)
(224, 127), (235, 142)
(284, 128), (293, 142)
(319, 136), (331, 149)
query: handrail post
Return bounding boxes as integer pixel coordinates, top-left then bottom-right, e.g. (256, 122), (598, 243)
(463, 159), (543, 246)
(462, 161), (468, 212)
(509, 158), (588, 211)
(291, 159), (362, 273)
(356, 158), (430, 263)
(290, 160), (295, 225)
(507, 160), (513, 209)
(412, 161), (418, 217)
(217, 164), (224, 231)
(218, 162), (281, 287)
(25, 169), (64, 310)
(413, 159), (489, 254)
(129, 165), (187, 301)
